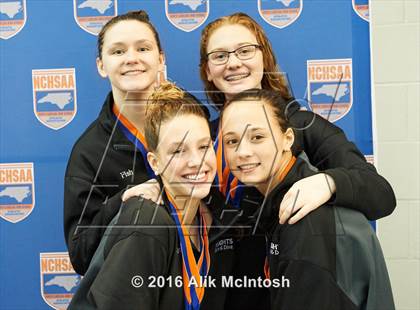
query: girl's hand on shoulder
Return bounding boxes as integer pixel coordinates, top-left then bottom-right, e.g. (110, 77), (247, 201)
(122, 179), (163, 204)
(279, 173), (336, 224)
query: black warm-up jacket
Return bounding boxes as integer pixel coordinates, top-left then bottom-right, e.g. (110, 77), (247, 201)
(64, 92), (396, 276)
(256, 157), (395, 310)
(69, 190), (238, 310)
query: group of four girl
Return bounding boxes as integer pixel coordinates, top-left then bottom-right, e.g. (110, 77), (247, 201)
(65, 10), (395, 310)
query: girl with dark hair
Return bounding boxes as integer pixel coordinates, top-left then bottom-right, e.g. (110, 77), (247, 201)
(220, 89), (395, 310)
(198, 13), (395, 310)
(64, 10), (166, 275)
(199, 12), (395, 224)
(127, 12), (395, 310)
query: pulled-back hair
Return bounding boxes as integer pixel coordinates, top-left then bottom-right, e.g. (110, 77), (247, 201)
(97, 10), (163, 59)
(145, 83), (210, 151)
(199, 12), (291, 106)
(223, 88), (291, 133)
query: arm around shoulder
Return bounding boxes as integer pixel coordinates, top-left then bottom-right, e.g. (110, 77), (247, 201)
(290, 110), (396, 220)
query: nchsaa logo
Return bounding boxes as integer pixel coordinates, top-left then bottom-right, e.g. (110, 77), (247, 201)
(307, 59), (353, 122)
(352, 0), (369, 22)
(73, 0), (117, 35)
(165, 0), (209, 32)
(0, 0), (26, 39)
(0, 162), (35, 223)
(32, 68), (77, 130)
(40, 252), (81, 310)
(258, 0), (303, 29)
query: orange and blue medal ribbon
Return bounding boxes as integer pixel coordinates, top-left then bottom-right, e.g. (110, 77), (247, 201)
(214, 126), (244, 208)
(264, 156), (297, 279)
(112, 104), (156, 178)
(264, 237), (271, 280)
(166, 193), (210, 310)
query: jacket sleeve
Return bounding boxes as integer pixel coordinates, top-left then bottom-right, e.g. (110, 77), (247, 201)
(87, 231), (169, 310)
(289, 109), (396, 220)
(64, 172), (123, 275)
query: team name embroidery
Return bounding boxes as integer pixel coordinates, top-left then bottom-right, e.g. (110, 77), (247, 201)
(215, 238), (234, 253)
(119, 169), (133, 179)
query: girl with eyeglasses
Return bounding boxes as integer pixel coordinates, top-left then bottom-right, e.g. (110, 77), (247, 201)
(127, 11), (395, 309)
(196, 12), (396, 310)
(129, 12), (395, 225)
(199, 12), (394, 224)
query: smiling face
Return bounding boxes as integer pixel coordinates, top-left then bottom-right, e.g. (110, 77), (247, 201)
(147, 114), (216, 201)
(206, 24), (264, 100)
(221, 100), (294, 193)
(96, 20), (164, 102)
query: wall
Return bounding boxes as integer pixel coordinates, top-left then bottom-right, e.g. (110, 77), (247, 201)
(371, 1), (420, 309)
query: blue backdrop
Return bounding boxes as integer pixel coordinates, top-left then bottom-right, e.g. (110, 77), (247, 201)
(0, 0), (372, 309)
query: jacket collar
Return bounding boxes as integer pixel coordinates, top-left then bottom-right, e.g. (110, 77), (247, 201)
(97, 92), (138, 148)
(97, 91), (117, 134)
(255, 157), (317, 233)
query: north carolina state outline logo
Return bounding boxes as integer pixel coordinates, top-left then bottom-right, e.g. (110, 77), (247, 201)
(40, 252), (81, 310)
(165, 0), (209, 32)
(32, 68), (77, 130)
(0, 162), (35, 223)
(258, 0), (303, 29)
(0, 0), (27, 39)
(307, 59), (353, 123)
(73, 0), (117, 35)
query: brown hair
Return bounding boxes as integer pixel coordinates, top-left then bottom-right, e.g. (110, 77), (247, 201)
(199, 12), (291, 106)
(97, 10), (163, 59)
(222, 89), (291, 133)
(145, 83), (210, 151)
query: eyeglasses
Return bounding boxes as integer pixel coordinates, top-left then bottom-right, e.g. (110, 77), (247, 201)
(206, 44), (261, 65)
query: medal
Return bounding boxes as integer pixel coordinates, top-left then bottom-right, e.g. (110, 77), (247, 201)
(167, 193), (210, 310)
(265, 156), (297, 279)
(214, 127), (244, 208)
(112, 104), (156, 178)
